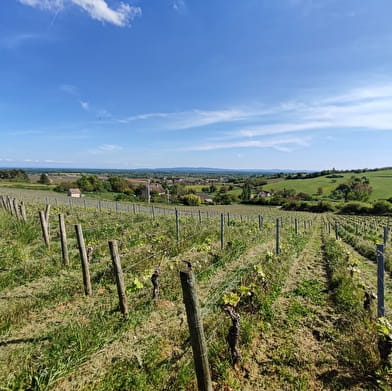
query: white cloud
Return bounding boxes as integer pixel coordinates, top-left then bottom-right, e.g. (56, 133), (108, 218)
(173, 0), (185, 12)
(60, 84), (79, 95)
(88, 144), (123, 154)
(119, 109), (253, 129)
(71, 0), (141, 27)
(19, 0), (63, 11)
(118, 112), (170, 123)
(7, 130), (45, 136)
(238, 121), (330, 138)
(190, 136), (311, 152)
(19, 0), (141, 27)
(0, 33), (49, 49)
(175, 82), (392, 152)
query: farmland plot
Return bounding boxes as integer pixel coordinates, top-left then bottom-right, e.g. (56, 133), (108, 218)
(0, 194), (391, 390)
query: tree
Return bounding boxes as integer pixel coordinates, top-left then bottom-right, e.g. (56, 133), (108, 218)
(38, 173), (51, 185)
(214, 193), (236, 205)
(0, 169), (29, 182)
(209, 183), (217, 193)
(240, 182), (252, 202)
(332, 176), (372, 202)
(77, 175), (109, 192)
(108, 176), (133, 193)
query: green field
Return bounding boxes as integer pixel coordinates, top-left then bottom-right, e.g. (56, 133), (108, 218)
(263, 169), (392, 201)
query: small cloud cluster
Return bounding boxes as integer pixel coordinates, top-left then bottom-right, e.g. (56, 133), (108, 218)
(79, 100), (89, 111)
(173, 0), (186, 12)
(18, 0), (141, 27)
(60, 84), (110, 118)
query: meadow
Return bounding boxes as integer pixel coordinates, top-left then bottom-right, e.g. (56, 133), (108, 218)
(263, 169), (392, 201)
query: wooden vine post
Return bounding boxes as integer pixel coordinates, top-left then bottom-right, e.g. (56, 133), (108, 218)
(175, 208), (180, 242)
(39, 210), (50, 248)
(59, 214), (69, 266)
(10, 197), (15, 214)
(276, 218), (280, 255)
(377, 244), (385, 318)
(12, 199), (21, 220)
(44, 204), (51, 225)
(258, 215), (263, 231)
(75, 224), (92, 296)
(180, 267), (213, 391)
(20, 201), (27, 223)
(221, 213), (225, 250)
(108, 240), (128, 317)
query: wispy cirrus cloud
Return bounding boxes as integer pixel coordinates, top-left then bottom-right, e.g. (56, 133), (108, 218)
(60, 84), (79, 96)
(0, 157), (72, 164)
(88, 144), (123, 154)
(172, 83), (392, 151)
(190, 136), (312, 152)
(119, 108), (259, 129)
(0, 32), (50, 49)
(7, 130), (45, 136)
(18, 0), (141, 27)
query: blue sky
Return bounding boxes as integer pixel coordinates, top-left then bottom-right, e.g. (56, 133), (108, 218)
(1, 0), (392, 170)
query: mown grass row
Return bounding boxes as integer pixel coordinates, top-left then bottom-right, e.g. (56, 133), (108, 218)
(331, 216), (392, 275)
(321, 231), (392, 388)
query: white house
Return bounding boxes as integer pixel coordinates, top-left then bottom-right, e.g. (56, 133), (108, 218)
(68, 188), (82, 198)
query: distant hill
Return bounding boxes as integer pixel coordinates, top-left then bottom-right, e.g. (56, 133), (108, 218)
(12, 166), (313, 177)
(263, 168), (392, 201)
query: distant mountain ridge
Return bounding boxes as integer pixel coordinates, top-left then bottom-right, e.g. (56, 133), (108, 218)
(14, 167), (314, 176)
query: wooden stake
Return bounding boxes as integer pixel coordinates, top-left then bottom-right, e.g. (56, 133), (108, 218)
(13, 199), (21, 220)
(180, 268), (213, 391)
(39, 211), (50, 248)
(75, 224), (92, 296)
(59, 214), (69, 266)
(377, 244), (385, 318)
(175, 208), (180, 242)
(221, 213), (225, 250)
(20, 201), (27, 223)
(108, 240), (128, 316)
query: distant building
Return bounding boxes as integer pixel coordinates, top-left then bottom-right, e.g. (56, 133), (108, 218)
(141, 183), (166, 197)
(68, 188), (81, 198)
(198, 193), (214, 203)
(258, 191), (271, 198)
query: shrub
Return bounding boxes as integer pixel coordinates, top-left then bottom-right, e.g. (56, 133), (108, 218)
(371, 200), (392, 215)
(181, 194), (201, 206)
(338, 202), (371, 215)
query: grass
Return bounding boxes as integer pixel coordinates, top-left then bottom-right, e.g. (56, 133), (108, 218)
(1, 195), (392, 389)
(263, 168), (392, 201)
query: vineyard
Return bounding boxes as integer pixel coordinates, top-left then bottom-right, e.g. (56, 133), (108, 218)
(0, 192), (391, 390)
